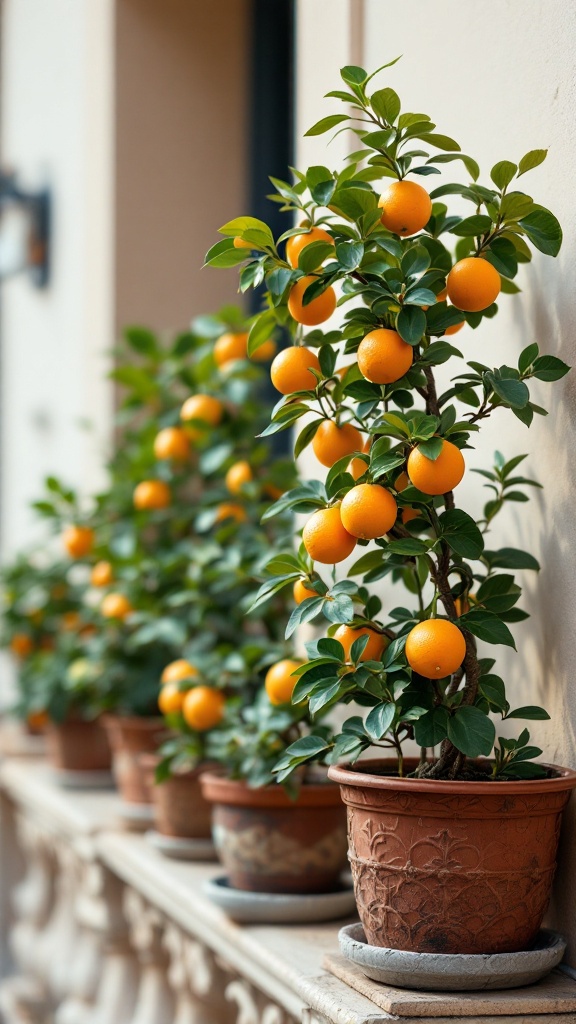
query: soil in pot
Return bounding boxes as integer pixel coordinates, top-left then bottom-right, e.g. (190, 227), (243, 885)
(46, 716), (111, 772)
(328, 758), (576, 956)
(200, 772), (348, 894)
(139, 754), (213, 839)
(102, 715), (165, 804)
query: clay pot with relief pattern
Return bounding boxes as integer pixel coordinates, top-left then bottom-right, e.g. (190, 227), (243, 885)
(46, 716), (111, 772)
(200, 773), (348, 894)
(328, 758), (576, 955)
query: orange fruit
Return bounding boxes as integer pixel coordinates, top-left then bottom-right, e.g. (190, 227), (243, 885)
(454, 595), (471, 617)
(101, 593), (133, 620)
(312, 421), (363, 468)
(27, 710), (49, 732)
(215, 502), (247, 524)
(357, 329), (413, 384)
(405, 619), (466, 679)
(334, 624), (388, 662)
(264, 483), (284, 501)
(63, 525), (94, 559)
(286, 226), (334, 269)
(62, 611), (81, 631)
(395, 472), (409, 491)
(225, 460), (253, 495)
(287, 276), (337, 326)
(270, 346), (321, 394)
(251, 338), (277, 362)
(10, 633), (33, 659)
(161, 659), (198, 685)
(91, 561), (113, 587)
(180, 394), (224, 438)
(402, 507), (420, 524)
(349, 437), (371, 480)
(379, 180), (432, 236)
(158, 682), (186, 715)
(233, 237), (252, 249)
(182, 686), (225, 731)
(302, 507), (356, 564)
(293, 579), (318, 604)
(265, 659), (301, 705)
(133, 480), (171, 510)
(407, 440), (465, 495)
(445, 320), (465, 335)
(446, 257), (501, 312)
(214, 332), (248, 367)
(340, 484), (398, 539)
(153, 427), (190, 461)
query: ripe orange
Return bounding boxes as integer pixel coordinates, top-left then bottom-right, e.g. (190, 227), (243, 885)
(63, 525), (94, 559)
(286, 226), (334, 269)
(407, 440), (465, 495)
(158, 681), (186, 715)
(293, 579), (318, 604)
(27, 710), (49, 732)
(405, 619), (466, 679)
(214, 332), (248, 367)
(446, 257), (501, 312)
(101, 593), (133, 620)
(270, 346), (321, 394)
(182, 686), (225, 731)
(402, 507), (420, 524)
(357, 329), (413, 384)
(251, 338), (277, 362)
(454, 595), (471, 617)
(161, 659), (198, 685)
(153, 427), (190, 461)
(445, 320), (465, 335)
(287, 276), (337, 326)
(312, 420), (363, 468)
(302, 506), (356, 564)
(62, 611), (81, 631)
(215, 502), (247, 524)
(379, 180), (432, 236)
(225, 460), (253, 495)
(340, 484), (398, 540)
(233, 236), (252, 249)
(349, 437), (371, 480)
(265, 659), (301, 705)
(180, 394), (224, 438)
(10, 633), (33, 659)
(395, 471), (409, 491)
(264, 483), (284, 501)
(334, 624), (388, 663)
(133, 480), (171, 510)
(91, 561), (113, 587)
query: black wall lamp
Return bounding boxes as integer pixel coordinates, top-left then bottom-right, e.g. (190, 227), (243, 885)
(0, 170), (50, 288)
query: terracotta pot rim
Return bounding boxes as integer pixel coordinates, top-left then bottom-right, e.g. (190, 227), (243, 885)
(200, 771), (343, 808)
(328, 757), (576, 795)
(139, 752), (214, 780)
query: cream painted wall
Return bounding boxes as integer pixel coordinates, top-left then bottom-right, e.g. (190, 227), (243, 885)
(0, 0), (115, 555)
(296, 0), (576, 958)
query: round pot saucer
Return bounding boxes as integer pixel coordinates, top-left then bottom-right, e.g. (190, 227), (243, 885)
(49, 767), (115, 790)
(203, 875), (357, 924)
(338, 923), (567, 992)
(146, 830), (217, 862)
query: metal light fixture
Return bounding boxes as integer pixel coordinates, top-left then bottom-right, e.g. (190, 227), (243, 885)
(0, 170), (50, 287)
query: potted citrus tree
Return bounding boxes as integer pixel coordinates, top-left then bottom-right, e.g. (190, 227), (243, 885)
(208, 60), (575, 956)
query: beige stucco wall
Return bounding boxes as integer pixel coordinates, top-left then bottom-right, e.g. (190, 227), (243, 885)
(296, 0), (576, 959)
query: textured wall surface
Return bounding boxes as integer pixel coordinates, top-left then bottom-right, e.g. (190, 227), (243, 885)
(297, 0), (576, 959)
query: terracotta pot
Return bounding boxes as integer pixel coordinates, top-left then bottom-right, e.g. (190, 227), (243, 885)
(46, 717), (111, 772)
(139, 754), (213, 838)
(200, 773), (348, 894)
(328, 758), (576, 955)
(102, 715), (165, 804)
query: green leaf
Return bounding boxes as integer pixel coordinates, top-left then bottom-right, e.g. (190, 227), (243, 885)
(518, 343), (539, 374)
(341, 65), (368, 86)
(396, 306), (426, 345)
(298, 242), (334, 274)
(273, 735), (330, 774)
(247, 312), (277, 357)
(490, 161), (518, 190)
(371, 87), (401, 123)
(417, 437), (444, 460)
(448, 706), (495, 757)
(505, 706), (550, 721)
(423, 134), (461, 152)
(426, 152), (480, 181)
(305, 113), (349, 136)
(479, 674), (508, 712)
(460, 610), (516, 648)
(219, 217), (275, 247)
(123, 326), (158, 357)
(413, 706), (449, 747)
(204, 238), (248, 268)
(519, 206), (563, 257)
(336, 241), (364, 270)
(486, 374), (529, 409)
(365, 702), (395, 741)
(387, 538), (429, 555)
(439, 509), (484, 559)
(531, 355), (571, 382)
(451, 215), (493, 237)
(484, 547), (540, 571)
(517, 149), (547, 176)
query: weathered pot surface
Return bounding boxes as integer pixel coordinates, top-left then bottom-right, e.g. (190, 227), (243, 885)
(328, 758), (576, 955)
(200, 772), (348, 894)
(102, 715), (165, 805)
(139, 753), (213, 839)
(46, 716), (111, 772)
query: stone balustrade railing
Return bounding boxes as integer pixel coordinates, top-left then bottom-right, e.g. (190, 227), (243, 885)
(1, 753), (575, 1024)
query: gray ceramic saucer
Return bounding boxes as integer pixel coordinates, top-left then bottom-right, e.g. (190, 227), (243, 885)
(146, 830), (217, 862)
(338, 923), (567, 991)
(204, 875), (357, 924)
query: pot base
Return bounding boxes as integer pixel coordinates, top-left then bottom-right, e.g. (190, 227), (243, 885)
(338, 923), (567, 993)
(49, 768), (115, 791)
(118, 800), (155, 831)
(145, 830), (217, 862)
(203, 874), (357, 924)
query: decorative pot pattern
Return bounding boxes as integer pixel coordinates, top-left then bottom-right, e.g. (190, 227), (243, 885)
(46, 717), (111, 772)
(329, 759), (576, 955)
(102, 715), (165, 804)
